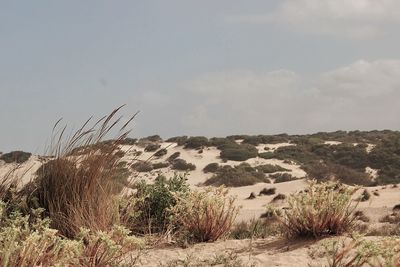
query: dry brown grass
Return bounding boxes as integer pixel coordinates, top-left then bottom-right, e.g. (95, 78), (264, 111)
(170, 187), (240, 243)
(29, 106), (137, 237)
(282, 181), (358, 238)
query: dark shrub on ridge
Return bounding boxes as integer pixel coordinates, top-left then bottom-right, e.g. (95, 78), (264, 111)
(0, 151), (32, 164)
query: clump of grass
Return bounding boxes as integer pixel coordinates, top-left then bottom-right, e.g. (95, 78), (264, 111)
(170, 187), (239, 243)
(258, 152), (275, 159)
(230, 218), (277, 239)
(281, 181), (358, 238)
(380, 212), (400, 224)
(132, 161), (154, 172)
(171, 159), (196, 171)
(259, 187), (276, 196)
(29, 106), (136, 238)
(323, 236), (400, 267)
(0, 151), (32, 164)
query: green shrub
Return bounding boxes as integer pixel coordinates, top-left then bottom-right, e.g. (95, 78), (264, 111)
(304, 162), (372, 186)
(171, 159), (196, 171)
(126, 175), (189, 234)
(256, 164), (289, 173)
(154, 148), (168, 157)
(203, 163), (219, 173)
(208, 137), (236, 149)
(184, 136), (209, 149)
(0, 151), (32, 164)
(144, 143), (161, 152)
(281, 181), (357, 238)
(220, 144), (258, 161)
(258, 152), (275, 159)
(170, 187), (239, 242)
(140, 135), (162, 142)
(271, 173), (297, 183)
(204, 163), (268, 187)
(166, 136), (188, 146)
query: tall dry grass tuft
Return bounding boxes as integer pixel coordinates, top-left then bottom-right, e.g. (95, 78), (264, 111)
(30, 106), (137, 237)
(170, 186), (240, 243)
(282, 181), (358, 238)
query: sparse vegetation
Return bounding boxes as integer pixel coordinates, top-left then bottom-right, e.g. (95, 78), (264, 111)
(256, 164), (289, 173)
(281, 181), (358, 238)
(220, 143), (258, 161)
(204, 163), (269, 187)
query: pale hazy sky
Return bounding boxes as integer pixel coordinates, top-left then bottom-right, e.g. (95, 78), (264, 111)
(1, 0), (400, 152)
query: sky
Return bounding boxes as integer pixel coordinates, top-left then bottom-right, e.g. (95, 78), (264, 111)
(1, 0), (400, 152)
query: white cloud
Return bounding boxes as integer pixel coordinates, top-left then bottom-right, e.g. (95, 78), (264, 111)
(227, 0), (400, 38)
(182, 59), (400, 135)
(318, 59), (400, 97)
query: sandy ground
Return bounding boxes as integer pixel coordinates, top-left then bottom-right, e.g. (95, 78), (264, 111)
(135, 237), (328, 267)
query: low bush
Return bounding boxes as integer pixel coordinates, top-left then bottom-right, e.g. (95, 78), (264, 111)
(304, 162), (372, 186)
(171, 159), (196, 171)
(270, 173), (297, 183)
(259, 187), (276, 196)
(220, 144), (258, 161)
(184, 136), (209, 149)
(144, 143), (161, 152)
(166, 136), (188, 146)
(258, 152), (275, 159)
(0, 151), (32, 164)
(170, 187), (239, 242)
(281, 181), (358, 238)
(154, 148), (168, 157)
(167, 152), (180, 162)
(203, 162), (219, 173)
(132, 161), (154, 172)
(256, 164), (289, 173)
(204, 163), (268, 187)
(123, 175), (189, 234)
(152, 162), (169, 169)
(141, 135), (162, 142)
